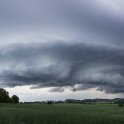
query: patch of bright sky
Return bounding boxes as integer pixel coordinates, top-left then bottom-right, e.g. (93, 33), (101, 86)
(97, 0), (124, 13)
(5, 86), (123, 102)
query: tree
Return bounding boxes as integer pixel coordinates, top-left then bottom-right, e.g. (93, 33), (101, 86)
(0, 88), (19, 103)
(11, 95), (19, 103)
(0, 88), (11, 103)
(47, 101), (53, 105)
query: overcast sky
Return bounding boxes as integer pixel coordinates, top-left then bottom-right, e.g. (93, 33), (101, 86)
(0, 0), (124, 101)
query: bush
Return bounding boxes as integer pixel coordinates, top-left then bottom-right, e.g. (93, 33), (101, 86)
(118, 103), (123, 107)
(47, 101), (53, 105)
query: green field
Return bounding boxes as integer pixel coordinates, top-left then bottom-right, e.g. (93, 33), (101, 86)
(0, 103), (124, 124)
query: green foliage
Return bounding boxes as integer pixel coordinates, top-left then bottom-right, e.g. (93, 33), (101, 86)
(118, 103), (123, 107)
(11, 95), (19, 103)
(47, 101), (53, 105)
(0, 104), (123, 124)
(0, 88), (10, 103)
(0, 88), (19, 103)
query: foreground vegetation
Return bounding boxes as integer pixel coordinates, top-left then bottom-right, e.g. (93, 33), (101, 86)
(0, 103), (124, 124)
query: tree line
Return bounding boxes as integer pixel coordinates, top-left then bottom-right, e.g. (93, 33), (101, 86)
(0, 88), (19, 103)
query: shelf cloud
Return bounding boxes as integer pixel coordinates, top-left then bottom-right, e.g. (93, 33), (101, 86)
(0, 0), (124, 94)
(0, 42), (124, 93)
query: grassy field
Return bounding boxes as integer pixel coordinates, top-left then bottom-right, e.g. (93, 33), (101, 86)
(0, 103), (124, 124)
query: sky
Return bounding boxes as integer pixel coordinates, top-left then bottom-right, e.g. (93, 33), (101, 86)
(0, 0), (124, 101)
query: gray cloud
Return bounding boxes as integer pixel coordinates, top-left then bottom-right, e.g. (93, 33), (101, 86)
(49, 87), (65, 92)
(0, 0), (124, 45)
(0, 0), (124, 94)
(0, 42), (124, 93)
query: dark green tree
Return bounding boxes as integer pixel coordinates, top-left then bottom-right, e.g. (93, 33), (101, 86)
(11, 95), (19, 103)
(47, 101), (53, 105)
(0, 88), (11, 103)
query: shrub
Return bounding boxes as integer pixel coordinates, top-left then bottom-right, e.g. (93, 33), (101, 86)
(118, 102), (123, 107)
(47, 101), (53, 105)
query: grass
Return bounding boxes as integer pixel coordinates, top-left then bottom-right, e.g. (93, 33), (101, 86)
(0, 103), (124, 124)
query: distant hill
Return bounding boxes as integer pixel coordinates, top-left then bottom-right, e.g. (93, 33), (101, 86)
(65, 98), (124, 104)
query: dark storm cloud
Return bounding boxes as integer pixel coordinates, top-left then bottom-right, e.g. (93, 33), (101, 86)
(49, 87), (64, 92)
(0, 0), (124, 94)
(0, 42), (124, 93)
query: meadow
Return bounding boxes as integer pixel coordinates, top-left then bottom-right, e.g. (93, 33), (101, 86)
(0, 103), (124, 124)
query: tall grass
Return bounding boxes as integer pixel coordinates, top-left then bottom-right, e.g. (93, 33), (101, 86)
(0, 103), (124, 124)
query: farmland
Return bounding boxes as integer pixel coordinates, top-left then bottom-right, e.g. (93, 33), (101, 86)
(0, 103), (124, 124)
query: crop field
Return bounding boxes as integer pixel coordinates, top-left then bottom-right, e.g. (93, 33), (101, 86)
(0, 103), (124, 124)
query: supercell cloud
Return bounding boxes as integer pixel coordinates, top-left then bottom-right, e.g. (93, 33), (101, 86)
(0, 42), (124, 93)
(0, 0), (124, 94)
